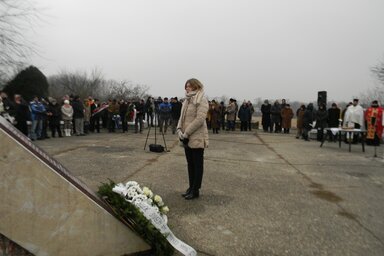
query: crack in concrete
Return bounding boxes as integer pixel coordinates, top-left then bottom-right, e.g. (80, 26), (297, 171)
(205, 156), (383, 168)
(51, 146), (89, 156)
(196, 249), (216, 256)
(209, 137), (264, 145)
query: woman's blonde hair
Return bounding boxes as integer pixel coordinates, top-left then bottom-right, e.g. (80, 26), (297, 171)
(185, 78), (204, 91)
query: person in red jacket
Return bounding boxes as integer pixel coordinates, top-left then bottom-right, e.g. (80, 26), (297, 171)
(365, 100), (383, 146)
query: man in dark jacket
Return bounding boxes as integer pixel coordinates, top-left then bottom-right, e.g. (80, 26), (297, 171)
(90, 98), (101, 133)
(145, 97), (155, 128)
(238, 101), (251, 131)
(315, 103), (328, 141)
(219, 101), (226, 130)
(270, 100), (281, 133)
(135, 99), (145, 133)
(47, 98), (63, 137)
(171, 97), (182, 134)
(327, 103), (341, 141)
(14, 94), (30, 136)
(119, 99), (128, 133)
(261, 100), (272, 132)
(72, 96), (85, 136)
(303, 103), (315, 141)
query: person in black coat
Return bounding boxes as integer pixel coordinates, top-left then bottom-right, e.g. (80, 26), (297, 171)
(145, 97), (155, 128)
(238, 101), (251, 131)
(13, 94), (30, 136)
(327, 103), (341, 141)
(303, 103), (315, 141)
(219, 101), (226, 130)
(72, 96), (85, 136)
(270, 100), (281, 133)
(261, 100), (272, 132)
(90, 98), (100, 133)
(119, 100), (128, 133)
(171, 97), (182, 134)
(47, 98), (63, 137)
(315, 103), (328, 141)
(135, 99), (145, 133)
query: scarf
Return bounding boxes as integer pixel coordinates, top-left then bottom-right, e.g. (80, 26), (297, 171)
(179, 89), (205, 132)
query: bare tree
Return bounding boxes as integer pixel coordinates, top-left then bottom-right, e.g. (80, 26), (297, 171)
(0, 0), (40, 85)
(357, 85), (384, 106)
(48, 68), (105, 99)
(48, 69), (150, 101)
(358, 59), (384, 105)
(371, 59), (384, 85)
(102, 80), (149, 100)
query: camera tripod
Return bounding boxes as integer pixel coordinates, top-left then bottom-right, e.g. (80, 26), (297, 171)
(143, 113), (169, 152)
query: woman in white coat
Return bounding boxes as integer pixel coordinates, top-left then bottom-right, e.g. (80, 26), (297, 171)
(177, 78), (209, 200)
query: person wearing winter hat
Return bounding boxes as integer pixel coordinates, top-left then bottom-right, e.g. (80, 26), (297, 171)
(61, 99), (73, 136)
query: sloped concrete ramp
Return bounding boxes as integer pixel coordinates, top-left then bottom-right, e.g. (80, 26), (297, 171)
(0, 116), (150, 256)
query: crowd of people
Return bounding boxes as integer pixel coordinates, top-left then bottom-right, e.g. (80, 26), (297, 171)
(260, 98), (383, 145)
(0, 90), (383, 146)
(0, 90), (256, 140)
(205, 99), (255, 133)
(0, 91), (186, 140)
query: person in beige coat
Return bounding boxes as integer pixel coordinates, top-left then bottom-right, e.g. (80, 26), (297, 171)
(177, 78), (209, 200)
(281, 104), (294, 134)
(226, 99), (236, 131)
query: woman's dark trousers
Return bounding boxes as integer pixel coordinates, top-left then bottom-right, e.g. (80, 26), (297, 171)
(184, 147), (204, 193)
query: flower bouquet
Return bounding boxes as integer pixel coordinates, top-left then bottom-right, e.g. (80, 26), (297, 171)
(97, 180), (174, 255)
(112, 181), (170, 223)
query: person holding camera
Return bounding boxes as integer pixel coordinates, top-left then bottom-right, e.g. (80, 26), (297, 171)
(177, 78), (209, 200)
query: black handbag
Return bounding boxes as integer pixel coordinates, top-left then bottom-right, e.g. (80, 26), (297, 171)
(149, 144), (164, 153)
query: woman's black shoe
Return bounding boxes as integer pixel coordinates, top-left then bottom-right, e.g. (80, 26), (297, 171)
(181, 188), (191, 197)
(185, 191), (199, 200)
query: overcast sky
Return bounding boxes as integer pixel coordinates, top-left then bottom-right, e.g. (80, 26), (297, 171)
(30, 0), (384, 102)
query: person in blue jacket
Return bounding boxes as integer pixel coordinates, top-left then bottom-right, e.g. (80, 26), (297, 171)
(29, 96), (46, 140)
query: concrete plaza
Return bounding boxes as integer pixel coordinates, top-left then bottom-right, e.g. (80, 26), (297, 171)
(35, 128), (384, 256)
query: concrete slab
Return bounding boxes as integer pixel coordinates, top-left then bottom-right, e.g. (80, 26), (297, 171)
(0, 116), (150, 256)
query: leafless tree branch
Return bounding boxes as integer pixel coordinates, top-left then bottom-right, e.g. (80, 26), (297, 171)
(0, 0), (40, 84)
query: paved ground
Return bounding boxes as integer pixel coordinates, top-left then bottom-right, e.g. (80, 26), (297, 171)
(35, 127), (384, 256)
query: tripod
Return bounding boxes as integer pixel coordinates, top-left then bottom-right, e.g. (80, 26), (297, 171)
(143, 112), (168, 152)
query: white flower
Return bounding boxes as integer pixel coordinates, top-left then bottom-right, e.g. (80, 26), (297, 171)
(136, 186), (143, 194)
(142, 187), (153, 198)
(161, 206), (169, 214)
(114, 181), (169, 215)
(129, 185), (141, 193)
(127, 190), (138, 198)
(125, 181), (138, 188)
(154, 195), (162, 204)
(127, 187), (135, 193)
(132, 195), (147, 203)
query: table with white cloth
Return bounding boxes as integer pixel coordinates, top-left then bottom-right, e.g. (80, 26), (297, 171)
(320, 128), (367, 152)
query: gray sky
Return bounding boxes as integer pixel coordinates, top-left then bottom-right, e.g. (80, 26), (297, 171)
(30, 0), (384, 102)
